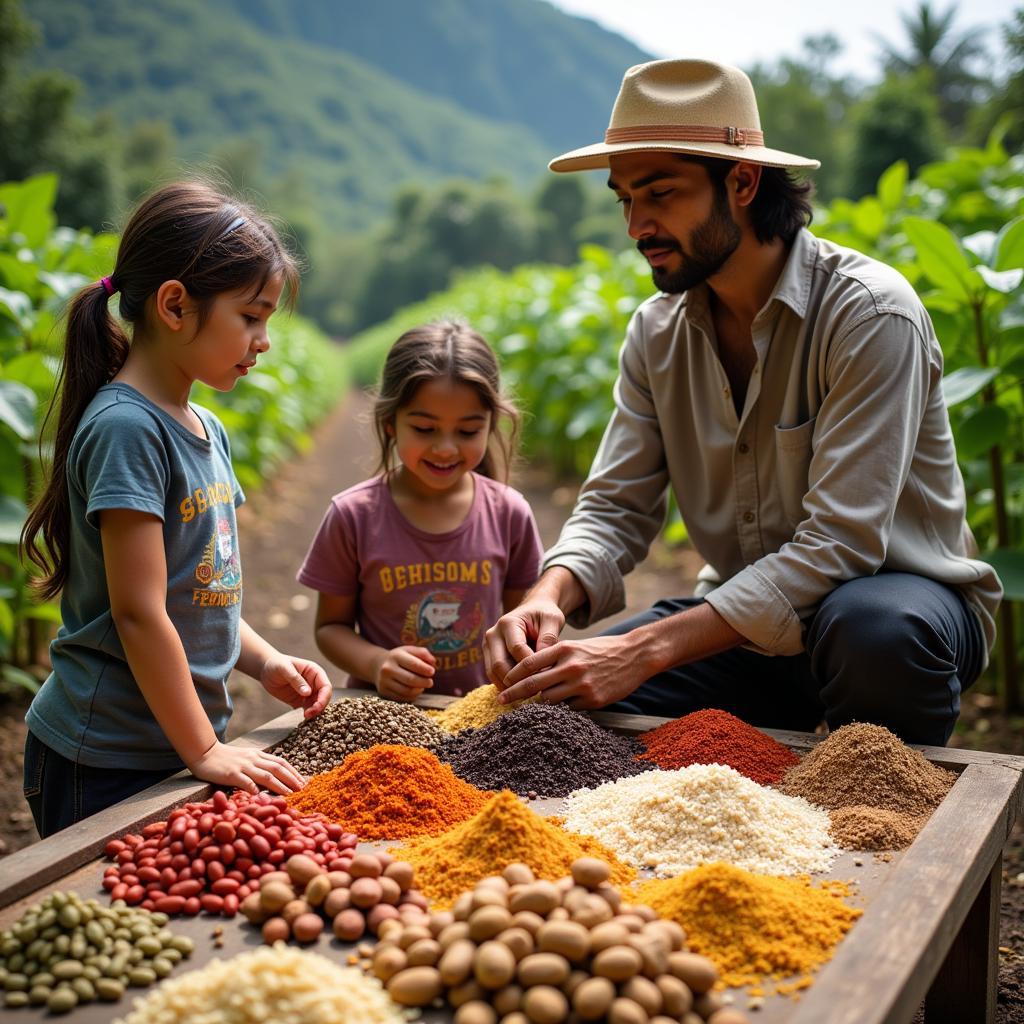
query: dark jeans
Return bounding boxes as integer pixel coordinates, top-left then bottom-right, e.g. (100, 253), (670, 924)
(602, 573), (986, 746)
(23, 730), (182, 839)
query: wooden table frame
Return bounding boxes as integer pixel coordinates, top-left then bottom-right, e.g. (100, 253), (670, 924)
(1, 694), (1021, 1024)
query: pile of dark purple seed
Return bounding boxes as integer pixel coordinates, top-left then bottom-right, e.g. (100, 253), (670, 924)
(434, 702), (651, 797)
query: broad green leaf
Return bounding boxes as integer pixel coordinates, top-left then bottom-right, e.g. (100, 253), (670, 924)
(3, 351), (56, 397)
(0, 494), (27, 544)
(852, 197), (886, 240)
(0, 287), (32, 327)
(877, 161), (908, 212)
(942, 366), (1000, 406)
(903, 217), (983, 302)
(996, 217), (1024, 271)
(981, 548), (1024, 601)
(0, 664), (40, 696)
(956, 403), (1012, 458)
(978, 266), (1024, 294)
(0, 174), (58, 249)
(0, 380), (37, 440)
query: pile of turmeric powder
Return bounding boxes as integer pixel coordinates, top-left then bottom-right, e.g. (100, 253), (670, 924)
(427, 684), (537, 734)
(635, 862), (862, 992)
(391, 790), (634, 906)
(286, 744), (492, 840)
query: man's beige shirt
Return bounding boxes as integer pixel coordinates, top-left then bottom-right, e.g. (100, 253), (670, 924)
(543, 228), (1002, 657)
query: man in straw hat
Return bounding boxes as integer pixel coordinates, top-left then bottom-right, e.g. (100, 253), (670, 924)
(484, 58), (1001, 744)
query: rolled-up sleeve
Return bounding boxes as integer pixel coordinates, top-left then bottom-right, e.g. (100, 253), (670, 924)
(543, 315), (671, 627)
(705, 309), (937, 654)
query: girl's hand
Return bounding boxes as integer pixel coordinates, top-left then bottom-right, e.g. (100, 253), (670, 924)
(260, 654), (332, 718)
(373, 645), (436, 702)
(188, 742), (304, 795)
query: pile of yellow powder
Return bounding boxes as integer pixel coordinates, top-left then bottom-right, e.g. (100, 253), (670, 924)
(635, 862), (862, 992)
(391, 790), (634, 906)
(428, 684), (537, 733)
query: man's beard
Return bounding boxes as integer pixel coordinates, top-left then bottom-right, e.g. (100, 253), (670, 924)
(639, 185), (741, 294)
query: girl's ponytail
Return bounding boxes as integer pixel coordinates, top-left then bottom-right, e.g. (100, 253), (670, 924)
(21, 280), (130, 600)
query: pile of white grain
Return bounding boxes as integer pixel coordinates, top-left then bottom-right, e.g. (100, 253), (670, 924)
(562, 762), (837, 877)
(114, 945), (403, 1024)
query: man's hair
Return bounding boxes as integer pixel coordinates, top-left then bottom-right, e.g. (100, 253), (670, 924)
(680, 155), (815, 244)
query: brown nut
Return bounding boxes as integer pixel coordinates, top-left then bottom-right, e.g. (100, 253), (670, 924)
(473, 940), (517, 990)
(291, 913), (324, 943)
(573, 975), (615, 1020)
(304, 874), (332, 908)
(383, 861), (414, 891)
(349, 853), (384, 879)
(667, 952), (718, 994)
(386, 966), (442, 1007)
(570, 857), (611, 889)
(522, 985), (569, 1024)
(261, 917), (289, 944)
(285, 854), (323, 886)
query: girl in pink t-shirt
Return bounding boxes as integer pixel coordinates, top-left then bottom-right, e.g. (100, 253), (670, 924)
(298, 321), (543, 700)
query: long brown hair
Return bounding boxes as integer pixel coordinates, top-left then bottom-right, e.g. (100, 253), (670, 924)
(22, 181), (299, 600)
(372, 320), (520, 482)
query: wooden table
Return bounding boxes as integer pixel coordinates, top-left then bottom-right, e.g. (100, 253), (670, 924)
(1, 693), (1021, 1023)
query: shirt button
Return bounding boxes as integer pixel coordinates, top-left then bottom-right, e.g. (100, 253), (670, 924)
(738, 442), (749, 454)
(743, 511), (755, 524)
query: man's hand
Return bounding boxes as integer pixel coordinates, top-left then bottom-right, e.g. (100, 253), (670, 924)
(260, 654), (332, 718)
(495, 633), (645, 709)
(484, 596), (566, 690)
(373, 646), (436, 702)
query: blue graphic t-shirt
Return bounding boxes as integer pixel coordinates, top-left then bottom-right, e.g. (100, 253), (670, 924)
(26, 384), (244, 769)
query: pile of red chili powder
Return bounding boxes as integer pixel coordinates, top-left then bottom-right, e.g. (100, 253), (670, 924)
(637, 708), (800, 785)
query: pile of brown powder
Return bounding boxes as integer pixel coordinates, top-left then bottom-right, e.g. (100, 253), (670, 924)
(777, 722), (956, 850)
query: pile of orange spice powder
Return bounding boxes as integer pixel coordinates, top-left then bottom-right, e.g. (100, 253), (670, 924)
(392, 790), (635, 907)
(286, 743), (492, 840)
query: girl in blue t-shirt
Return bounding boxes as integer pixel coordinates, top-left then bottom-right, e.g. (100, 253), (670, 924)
(20, 182), (332, 837)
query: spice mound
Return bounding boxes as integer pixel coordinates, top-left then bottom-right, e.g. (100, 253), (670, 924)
(271, 695), (448, 774)
(428, 683), (536, 733)
(392, 790), (635, 907)
(286, 743), (493, 839)
(777, 722), (957, 850)
(112, 944), (403, 1023)
(637, 707), (799, 785)
(436, 702), (649, 797)
(562, 763), (837, 877)
(636, 862), (862, 991)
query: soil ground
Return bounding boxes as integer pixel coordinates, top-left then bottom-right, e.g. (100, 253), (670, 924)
(1, 392), (1022, 1019)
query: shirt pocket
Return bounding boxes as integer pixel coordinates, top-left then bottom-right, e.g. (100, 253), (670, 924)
(774, 417), (817, 530)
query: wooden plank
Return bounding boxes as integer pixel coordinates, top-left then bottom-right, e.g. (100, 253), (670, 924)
(787, 763), (1022, 1024)
(924, 856), (1001, 1023)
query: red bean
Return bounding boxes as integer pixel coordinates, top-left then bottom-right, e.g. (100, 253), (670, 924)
(235, 858), (254, 873)
(183, 829), (200, 852)
(124, 885), (145, 905)
(153, 896), (186, 914)
(147, 888), (167, 901)
(198, 813), (216, 834)
(178, 868), (193, 881)
(211, 878), (239, 895)
(125, 834), (143, 848)
(201, 847), (220, 864)
(249, 835), (271, 859)
(200, 893), (224, 914)
(160, 868), (177, 889)
(213, 790), (229, 812)
(142, 900), (155, 911)
(142, 822), (165, 837)
(171, 854), (189, 871)
(284, 841), (304, 858)
(213, 821), (235, 844)
(238, 823), (257, 841)
(183, 897), (201, 916)
(268, 849), (285, 865)
(110, 882), (128, 901)
(116, 849), (134, 865)
(222, 893), (239, 917)
(237, 884), (252, 899)
(169, 819), (188, 841)
(246, 865), (262, 880)
(208, 861), (226, 883)
(233, 838), (251, 859)
(137, 867), (161, 884)
(169, 879), (203, 898)
(102, 876), (119, 891)
(227, 870), (245, 883)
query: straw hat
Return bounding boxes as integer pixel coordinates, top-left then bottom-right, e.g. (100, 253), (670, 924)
(549, 58), (820, 172)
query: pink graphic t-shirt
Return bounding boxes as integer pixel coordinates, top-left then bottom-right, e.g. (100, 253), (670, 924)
(297, 474), (543, 696)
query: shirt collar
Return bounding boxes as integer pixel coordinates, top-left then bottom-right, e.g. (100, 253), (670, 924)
(680, 227), (818, 329)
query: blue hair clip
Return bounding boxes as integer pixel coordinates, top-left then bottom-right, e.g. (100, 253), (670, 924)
(223, 215), (246, 235)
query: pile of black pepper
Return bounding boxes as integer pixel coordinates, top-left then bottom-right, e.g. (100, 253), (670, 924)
(434, 702), (650, 797)
(271, 695), (448, 775)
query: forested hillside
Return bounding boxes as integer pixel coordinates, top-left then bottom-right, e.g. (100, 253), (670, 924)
(23, 0), (648, 230)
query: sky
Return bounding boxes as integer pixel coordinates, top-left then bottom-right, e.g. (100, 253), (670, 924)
(545, 0), (1016, 82)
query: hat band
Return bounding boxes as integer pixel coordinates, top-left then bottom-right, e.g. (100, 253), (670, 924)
(604, 124), (765, 148)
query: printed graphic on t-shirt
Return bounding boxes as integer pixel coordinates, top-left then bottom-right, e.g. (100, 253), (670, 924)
(401, 587), (484, 665)
(193, 515), (242, 606)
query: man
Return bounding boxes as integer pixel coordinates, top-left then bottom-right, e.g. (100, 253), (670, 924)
(483, 58), (1001, 745)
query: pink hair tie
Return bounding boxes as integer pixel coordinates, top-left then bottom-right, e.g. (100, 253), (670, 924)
(100, 276), (116, 296)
